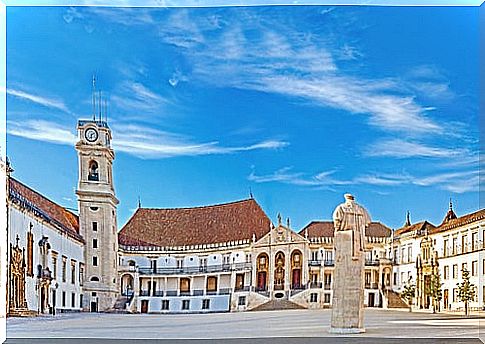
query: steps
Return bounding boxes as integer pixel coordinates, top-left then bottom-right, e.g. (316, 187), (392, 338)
(108, 296), (131, 313)
(251, 299), (306, 312)
(386, 290), (409, 309)
(8, 308), (38, 317)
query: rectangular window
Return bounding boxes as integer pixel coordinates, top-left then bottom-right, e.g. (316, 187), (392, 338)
(462, 263), (467, 276)
(238, 296), (246, 306)
(452, 236), (458, 255)
(235, 273), (244, 290)
(202, 299), (210, 310)
(452, 288), (457, 302)
(472, 232), (478, 250)
(472, 261), (478, 276)
(79, 263), (84, 286)
(182, 300), (190, 310)
(310, 293), (318, 303)
(444, 266), (449, 280)
(71, 292), (76, 307)
(93, 239), (98, 249)
(71, 260), (76, 284)
(393, 272), (397, 285)
(401, 248), (406, 263)
(93, 256), (98, 266)
(62, 256), (67, 282)
(443, 239), (448, 256)
(324, 293), (331, 304)
(92, 222), (98, 231)
(483, 259), (485, 275)
(62, 291), (66, 307)
(324, 273), (332, 288)
(207, 276), (217, 292)
(161, 300), (169, 310)
(401, 272), (405, 284)
(80, 294), (83, 308)
(453, 264), (458, 279)
(51, 253), (58, 280)
(483, 286), (485, 304)
(462, 234), (468, 254)
(407, 247), (412, 262)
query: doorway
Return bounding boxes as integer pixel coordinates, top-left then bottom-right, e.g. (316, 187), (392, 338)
(141, 300), (149, 313)
(368, 292), (375, 307)
(90, 301), (98, 312)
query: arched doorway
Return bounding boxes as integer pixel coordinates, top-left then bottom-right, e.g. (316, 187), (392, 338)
(121, 274), (134, 296)
(256, 253), (269, 291)
(291, 250), (302, 289)
(274, 252), (285, 291)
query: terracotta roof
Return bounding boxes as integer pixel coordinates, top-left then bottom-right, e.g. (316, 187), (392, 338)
(394, 221), (436, 237)
(118, 198), (271, 247)
(8, 177), (82, 242)
(433, 208), (485, 233)
(299, 221), (391, 238)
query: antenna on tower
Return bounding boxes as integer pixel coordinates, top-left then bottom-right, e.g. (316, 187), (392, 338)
(92, 74), (96, 121)
(98, 90), (102, 122)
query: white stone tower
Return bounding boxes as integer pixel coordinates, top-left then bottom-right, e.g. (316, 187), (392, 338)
(76, 119), (119, 312)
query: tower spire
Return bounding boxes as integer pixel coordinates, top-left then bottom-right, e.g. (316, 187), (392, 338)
(404, 211), (411, 227)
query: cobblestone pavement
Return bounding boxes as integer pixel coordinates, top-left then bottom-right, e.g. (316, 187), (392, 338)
(6, 308), (485, 340)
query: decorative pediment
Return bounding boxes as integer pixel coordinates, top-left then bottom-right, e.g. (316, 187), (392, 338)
(254, 224), (307, 246)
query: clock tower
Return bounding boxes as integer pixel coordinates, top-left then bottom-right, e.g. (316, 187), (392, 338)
(75, 119), (119, 312)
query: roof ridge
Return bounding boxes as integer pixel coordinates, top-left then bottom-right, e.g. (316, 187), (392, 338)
(138, 198), (256, 211)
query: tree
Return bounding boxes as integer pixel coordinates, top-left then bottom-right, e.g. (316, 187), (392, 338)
(429, 271), (443, 313)
(457, 267), (476, 316)
(401, 280), (416, 312)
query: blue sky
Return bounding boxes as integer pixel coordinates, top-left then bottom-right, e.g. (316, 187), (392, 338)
(5, 5), (480, 231)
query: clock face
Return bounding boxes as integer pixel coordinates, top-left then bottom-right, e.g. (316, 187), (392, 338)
(85, 128), (98, 142)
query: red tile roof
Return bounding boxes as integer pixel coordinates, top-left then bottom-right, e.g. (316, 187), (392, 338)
(393, 221), (436, 237)
(118, 198), (271, 247)
(433, 208), (485, 233)
(299, 221), (391, 238)
(8, 177), (82, 242)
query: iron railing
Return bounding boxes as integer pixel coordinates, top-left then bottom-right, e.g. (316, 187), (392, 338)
(138, 262), (252, 275)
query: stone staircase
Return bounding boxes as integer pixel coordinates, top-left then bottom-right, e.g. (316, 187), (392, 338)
(8, 308), (38, 317)
(250, 299), (306, 312)
(386, 290), (409, 309)
(108, 296), (132, 313)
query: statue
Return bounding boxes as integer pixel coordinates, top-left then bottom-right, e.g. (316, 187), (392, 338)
(333, 194), (370, 259)
(330, 193), (371, 334)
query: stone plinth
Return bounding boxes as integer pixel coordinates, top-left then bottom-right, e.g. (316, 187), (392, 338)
(330, 229), (365, 333)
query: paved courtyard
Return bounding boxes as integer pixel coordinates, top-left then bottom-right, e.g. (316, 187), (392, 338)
(6, 308), (485, 341)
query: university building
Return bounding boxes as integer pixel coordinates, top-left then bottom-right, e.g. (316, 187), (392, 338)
(5, 118), (484, 315)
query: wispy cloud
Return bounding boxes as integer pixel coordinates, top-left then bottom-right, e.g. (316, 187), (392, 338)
(5, 87), (69, 113)
(249, 166), (478, 194)
(111, 81), (170, 112)
(7, 120), (77, 145)
(364, 139), (469, 159)
(7, 120), (288, 159)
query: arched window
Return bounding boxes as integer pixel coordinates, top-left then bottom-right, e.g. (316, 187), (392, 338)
(88, 160), (99, 181)
(90, 276), (100, 282)
(127, 260), (136, 267)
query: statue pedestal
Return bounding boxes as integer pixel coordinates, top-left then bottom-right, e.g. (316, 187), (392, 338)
(330, 230), (365, 333)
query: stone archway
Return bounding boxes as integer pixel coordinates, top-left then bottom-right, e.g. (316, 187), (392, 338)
(290, 250), (302, 289)
(121, 274), (134, 296)
(274, 252), (285, 291)
(256, 253), (269, 291)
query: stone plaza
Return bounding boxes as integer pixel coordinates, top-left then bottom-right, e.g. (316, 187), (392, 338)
(6, 309), (484, 341)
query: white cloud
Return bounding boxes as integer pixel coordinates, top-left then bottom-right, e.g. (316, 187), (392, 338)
(7, 120), (288, 159)
(5, 87), (69, 113)
(111, 81), (170, 112)
(248, 166), (478, 194)
(364, 139), (468, 159)
(7, 120), (77, 145)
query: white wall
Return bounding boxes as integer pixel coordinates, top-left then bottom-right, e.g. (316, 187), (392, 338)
(9, 206), (84, 312)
